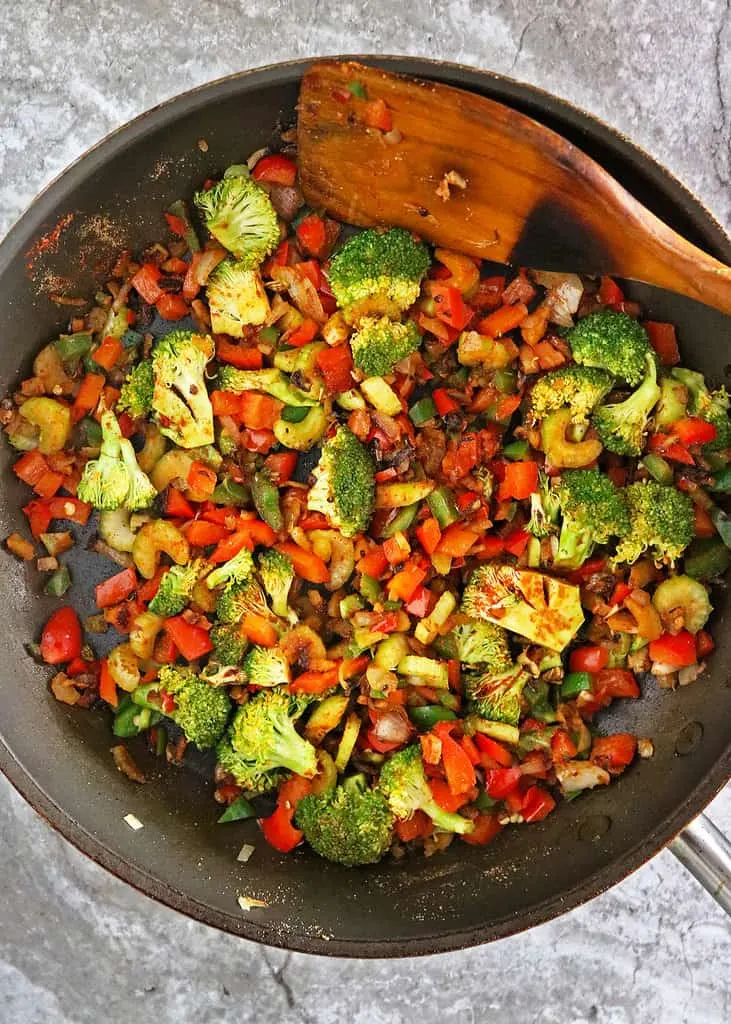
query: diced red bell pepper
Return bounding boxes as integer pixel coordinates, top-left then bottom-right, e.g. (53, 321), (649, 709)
(99, 658), (118, 707)
(440, 733), (477, 795)
(649, 630), (697, 667)
(441, 434), (480, 481)
(696, 629), (715, 658)
(362, 97), (392, 132)
(164, 616), (213, 661)
(95, 567), (137, 609)
(156, 292), (189, 321)
(264, 451), (298, 484)
(287, 318), (319, 349)
(498, 460), (539, 501)
(502, 528), (530, 557)
(387, 562), (427, 602)
(591, 733), (637, 772)
(296, 260), (324, 289)
(644, 321), (680, 365)
(14, 450), (49, 486)
(668, 416), (717, 446)
(550, 729), (578, 762)
(23, 500), (52, 538)
(187, 460), (218, 500)
(416, 517), (442, 555)
(484, 766), (522, 799)
(215, 338), (263, 369)
(240, 427), (275, 453)
(436, 524), (478, 558)
(184, 520), (230, 547)
(432, 388), (459, 416)
(130, 263), (163, 304)
(241, 613), (278, 648)
(40, 606), (83, 665)
(296, 214), (327, 257)
(428, 777), (470, 813)
(316, 344), (354, 393)
(478, 302), (529, 337)
(598, 276), (624, 306)
(276, 542), (330, 584)
(92, 336), (123, 371)
(610, 581), (633, 606)
(404, 584), (433, 618)
(648, 432), (695, 465)
(394, 810), (433, 842)
(210, 390), (243, 417)
(239, 392), (282, 431)
(521, 785), (556, 822)
(252, 154), (297, 187)
(356, 546), (389, 579)
(569, 645), (609, 673)
(462, 813), (503, 845)
(593, 668), (641, 703)
(166, 487), (196, 519)
(137, 567), (166, 604)
(694, 503), (716, 538)
(475, 733), (513, 768)
(290, 667), (340, 695)
(430, 284), (474, 331)
(71, 372), (105, 422)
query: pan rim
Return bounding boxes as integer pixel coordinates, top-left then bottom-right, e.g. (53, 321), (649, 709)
(0, 53), (729, 957)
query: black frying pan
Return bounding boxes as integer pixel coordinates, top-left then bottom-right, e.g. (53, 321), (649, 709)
(0, 57), (729, 957)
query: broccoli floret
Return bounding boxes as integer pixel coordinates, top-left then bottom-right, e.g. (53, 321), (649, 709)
(592, 352), (660, 456)
(205, 546), (255, 591)
(613, 480), (694, 566)
(206, 260), (270, 336)
(194, 176), (279, 267)
(216, 366), (318, 407)
(307, 426), (375, 538)
(672, 367), (731, 452)
(148, 560), (203, 617)
(152, 331), (215, 448)
(200, 662), (247, 686)
(327, 228), (430, 319)
(131, 665), (231, 749)
(566, 309), (651, 386)
(349, 316), (422, 378)
(378, 745), (474, 835)
(527, 470), (561, 538)
(258, 549), (296, 621)
(434, 621), (512, 668)
(295, 775), (394, 866)
(529, 365), (615, 424)
(552, 469), (630, 570)
(463, 663), (529, 726)
(215, 689), (317, 792)
(210, 622), (249, 665)
(244, 645), (291, 687)
(77, 410), (156, 510)
(117, 359), (154, 418)
(215, 577), (272, 624)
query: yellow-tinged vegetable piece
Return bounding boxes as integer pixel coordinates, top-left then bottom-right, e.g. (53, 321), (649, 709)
(132, 520), (190, 579)
(375, 481), (435, 509)
(334, 712), (361, 772)
(397, 655), (449, 688)
(107, 643), (141, 692)
(414, 591), (457, 646)
(19, 397), (71, 454)
(541, 408), (603, 468)
(209, 266), (270, 335)
(360, 376), (402, 415)
(304, 695), (349, 745)
(98, 509), (138, 553)
(652, 575), (712, 634)
(129, 611), (165, 660)
(137, 424), (168, 474)
(457, 331), (519, 368)
(310, 750), (338, 795)
(374, 633), (410, 671)
(467, 718), (520, 745)
(273, 406), (327, 451)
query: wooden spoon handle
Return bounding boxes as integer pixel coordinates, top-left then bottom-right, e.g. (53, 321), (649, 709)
(298, 61), (731, 316)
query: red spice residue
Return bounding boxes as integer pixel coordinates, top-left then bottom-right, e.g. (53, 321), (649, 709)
(24, 212), (75, 276)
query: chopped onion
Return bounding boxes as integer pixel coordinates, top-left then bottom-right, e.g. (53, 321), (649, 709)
(650, 661), (678, 677)
(533, 271), (584, 327)
(237, 843), (255, 863)
(554, 760), (610, 794)
(237, 894), (269, 911)
(123, 813), (144, 831)
(195, 247), (227, 286)
(372, 707), (411, 745)
(678, 662), (705, 686)
(271, 266), (326, 323)
(246, 148), (269, 170)
(384, 128), (402, 145)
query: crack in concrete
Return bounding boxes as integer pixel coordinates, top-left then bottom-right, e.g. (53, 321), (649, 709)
(711, 0), (730, 188)
(509, 14), (542, 73)
(261, 950), (313, 1024)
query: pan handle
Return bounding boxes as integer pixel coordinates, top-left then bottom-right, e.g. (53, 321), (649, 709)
(669, 814), (731, 914)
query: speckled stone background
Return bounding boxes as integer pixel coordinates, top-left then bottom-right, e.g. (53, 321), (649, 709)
(0, 2), (730, 1022)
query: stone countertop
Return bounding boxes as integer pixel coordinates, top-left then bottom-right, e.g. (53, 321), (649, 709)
(0, 2), (729, 1022)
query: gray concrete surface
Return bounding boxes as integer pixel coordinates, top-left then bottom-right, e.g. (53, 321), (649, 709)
(0, 2), (729, 1022)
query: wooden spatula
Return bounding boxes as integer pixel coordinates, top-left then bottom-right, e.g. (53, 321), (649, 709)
(297, 60), (731, 316)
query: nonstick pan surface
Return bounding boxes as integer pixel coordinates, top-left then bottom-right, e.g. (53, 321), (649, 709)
(0, 56), (729, 957)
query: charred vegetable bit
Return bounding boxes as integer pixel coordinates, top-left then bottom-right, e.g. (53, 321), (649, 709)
(9, 140), (727, 871)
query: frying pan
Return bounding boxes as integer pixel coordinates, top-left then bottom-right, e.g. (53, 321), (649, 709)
(0, 56), (729, 957)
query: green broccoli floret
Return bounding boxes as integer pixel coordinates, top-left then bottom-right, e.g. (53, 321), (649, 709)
(206, 259), (270, 336)
(210, 622), (249, 665)
(258, 549), (296, 621)
(529, 365), (615, 424)
(215, 689), (317, 792)
(613, 479), (694, 565)
(148, 560), (203, 617)
(349, 316), (422, 378)
(151, 331), (215, 448)
(463, 663), (529, 726)
(244, 645), (291, 687)
(295, 775), (394, 866)
(566, 309), (651, 386)
(327, 228), (430, 319)
(216, 366), (318, 406)
(552, 468), (630, 569)
(526, 470), (561, 538)
(200, 662), (247, 686)
(194, 176), (279, 267)
(77, 410), (156, 510)
(378, 745), (474, 835)
(433, 621), (512, 667)
(117, 359), (154, 418)
(592, 352), (660, 456)
(215, 577), (272, 624)
(205, 546), (255, 591)
(131, 665), (232, 749)
(307, 426), (375, 538)
(672, 367), (731, 452)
